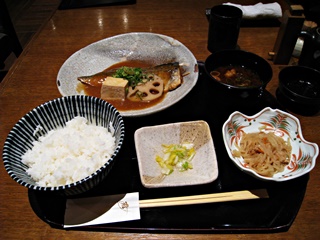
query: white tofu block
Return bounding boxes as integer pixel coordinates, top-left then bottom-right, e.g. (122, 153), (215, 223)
(100, 77), (128, 100)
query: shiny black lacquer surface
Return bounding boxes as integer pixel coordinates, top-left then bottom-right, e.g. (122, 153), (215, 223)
(28, 64), (308, 233)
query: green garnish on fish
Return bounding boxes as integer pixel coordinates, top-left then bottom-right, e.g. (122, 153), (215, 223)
(112, 67), (147, 88)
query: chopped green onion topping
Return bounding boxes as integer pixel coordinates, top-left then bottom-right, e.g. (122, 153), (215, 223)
(112, 66), (146, 88)
(155, 143), (196, 175)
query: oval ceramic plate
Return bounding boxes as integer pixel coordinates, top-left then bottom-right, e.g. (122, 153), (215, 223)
(57, 32), (198, 117)
(222, 107), (319, 181)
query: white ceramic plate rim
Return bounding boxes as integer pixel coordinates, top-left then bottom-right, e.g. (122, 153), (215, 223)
(56, 32), (199, 117)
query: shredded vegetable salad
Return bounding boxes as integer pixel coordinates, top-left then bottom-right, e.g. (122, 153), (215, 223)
(155, 143), (196, 175)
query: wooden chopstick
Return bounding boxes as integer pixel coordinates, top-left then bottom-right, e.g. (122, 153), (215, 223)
(139, 189), (268, 208)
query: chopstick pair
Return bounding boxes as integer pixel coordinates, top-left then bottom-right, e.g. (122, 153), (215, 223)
(64, 189), (268, 227)
(139, 189), (269, 208)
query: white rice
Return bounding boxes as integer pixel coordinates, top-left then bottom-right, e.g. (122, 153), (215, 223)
(21, 116), (116, 187)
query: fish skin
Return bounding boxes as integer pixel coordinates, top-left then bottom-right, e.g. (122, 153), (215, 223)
(77, 70), (116, 87)
(77, 62), (182, 90)
(143, 62), (180, 73)
(144, 62), (182, 91)
(166, 66), (182, 91)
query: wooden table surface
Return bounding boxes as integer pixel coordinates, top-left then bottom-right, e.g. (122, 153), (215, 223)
(1, 0), (319, 239)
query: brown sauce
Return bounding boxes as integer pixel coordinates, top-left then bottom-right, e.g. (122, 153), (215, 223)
(77, 60), (167, 111)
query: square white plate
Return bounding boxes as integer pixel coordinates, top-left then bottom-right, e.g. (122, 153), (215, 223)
(134, 120), (218, 188)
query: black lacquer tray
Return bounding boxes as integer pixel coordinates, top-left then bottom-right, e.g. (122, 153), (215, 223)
(28, 63), (308, 233)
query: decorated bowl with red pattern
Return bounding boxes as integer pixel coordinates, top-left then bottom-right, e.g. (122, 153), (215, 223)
(222, 107), (318, 181)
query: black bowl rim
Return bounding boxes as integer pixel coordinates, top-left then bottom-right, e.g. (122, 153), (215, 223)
(276, 88), (320, 116)
(204, 49), (273, 90)
(2, 95), (125, 192)
(278, 66), (320, 103)
(210, 5), (243, 19)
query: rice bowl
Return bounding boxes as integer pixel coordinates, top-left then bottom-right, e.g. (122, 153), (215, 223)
(2, 95), (125, 195)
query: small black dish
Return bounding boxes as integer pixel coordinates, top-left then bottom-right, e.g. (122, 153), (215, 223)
(277, 66), (320, 116)
(204, 49), (273, 105)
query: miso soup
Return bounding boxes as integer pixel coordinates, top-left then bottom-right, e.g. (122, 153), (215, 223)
(210, 65), (262, 87)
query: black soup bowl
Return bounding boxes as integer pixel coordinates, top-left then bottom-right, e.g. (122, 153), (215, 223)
(277, 66), (320, 116)
(204, 50), (273, 105)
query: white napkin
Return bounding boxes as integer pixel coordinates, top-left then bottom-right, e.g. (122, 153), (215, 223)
(224, 2), (282, 19)
(64, 192), (140, 228)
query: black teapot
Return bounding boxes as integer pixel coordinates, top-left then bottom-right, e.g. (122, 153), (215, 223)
(299, 27), (320, 71)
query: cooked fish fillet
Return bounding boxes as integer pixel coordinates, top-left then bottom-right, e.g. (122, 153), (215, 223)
(77, 62), (182, 91)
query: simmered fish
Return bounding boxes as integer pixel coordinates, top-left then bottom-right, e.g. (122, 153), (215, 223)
(77, 62), (182, 91)
(144, 62), (182, 92)
(77, 70), (116, 87)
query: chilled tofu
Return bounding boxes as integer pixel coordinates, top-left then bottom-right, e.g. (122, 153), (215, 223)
(100, 77), (128, 100)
